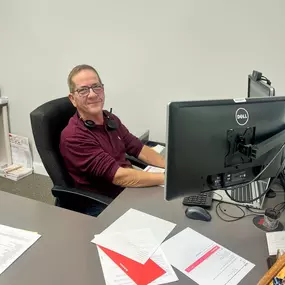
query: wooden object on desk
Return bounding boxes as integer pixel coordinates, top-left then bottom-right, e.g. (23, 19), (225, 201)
(257, 253), (285, 285)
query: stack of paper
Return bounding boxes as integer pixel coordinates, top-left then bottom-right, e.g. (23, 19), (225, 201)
(91, 209), (178, 285)
(0, 224), (41, 275)
(0, 164), (33, 181)
(0, 134), (33, 181)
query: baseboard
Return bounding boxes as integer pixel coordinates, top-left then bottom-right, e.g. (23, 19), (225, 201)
(33, 162), (49, 176)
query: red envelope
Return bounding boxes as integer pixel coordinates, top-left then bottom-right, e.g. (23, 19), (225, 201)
(98, 245), (165, 285)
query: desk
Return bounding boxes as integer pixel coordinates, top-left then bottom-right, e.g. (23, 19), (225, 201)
(95, 186), (285, 285)
(0, 103), (12, 167)
(1, 187), (284, 285)
(0, 190), (101, 285)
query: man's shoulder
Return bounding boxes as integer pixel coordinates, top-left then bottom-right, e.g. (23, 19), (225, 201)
(61, 113), (85, 142)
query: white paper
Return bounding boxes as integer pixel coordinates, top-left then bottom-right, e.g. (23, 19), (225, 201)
(96, 209), (175, 252)
(9, 134), (32, 169)
(0, 164), (33, 181)
(0, 224), (41, 275)
(161, 228), (254, 285)
(94, 228), (160, 264)
(98, 246), (131, 285)
(144, 166), (165, 187)
(266, 231), (285, 255)
(144, 166), (164, 174)
(152, 145), (165, 154)
(97, 246), (178, 285)
(150, 247), (178, 285)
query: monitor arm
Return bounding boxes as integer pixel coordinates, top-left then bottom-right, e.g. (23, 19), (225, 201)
(238, 128), (285, 159)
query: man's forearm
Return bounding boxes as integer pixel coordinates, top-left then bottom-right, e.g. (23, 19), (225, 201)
(138, 145), (165, 168)
(112, 167), (164, 188)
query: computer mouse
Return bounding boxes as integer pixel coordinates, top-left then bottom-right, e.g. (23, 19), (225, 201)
(185, 206), (212, 222)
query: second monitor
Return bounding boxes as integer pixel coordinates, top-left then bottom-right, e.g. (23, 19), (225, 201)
(165, 97), (285, 201)
(248, 71), (275, 98)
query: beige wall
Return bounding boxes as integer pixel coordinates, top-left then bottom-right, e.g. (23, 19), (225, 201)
(0, 0), (284, 166)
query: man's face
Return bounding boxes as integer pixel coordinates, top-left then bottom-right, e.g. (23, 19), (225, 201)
(69, 69), (105, 117)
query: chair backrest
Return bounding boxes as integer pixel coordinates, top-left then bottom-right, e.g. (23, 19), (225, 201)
(30, 97), (76, 187)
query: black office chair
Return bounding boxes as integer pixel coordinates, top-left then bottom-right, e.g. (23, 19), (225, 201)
(30, 97), (149, 213)
(30, 97), (116, 212)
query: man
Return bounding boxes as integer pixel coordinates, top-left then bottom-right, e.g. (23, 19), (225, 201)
(60, 64), (165, 216)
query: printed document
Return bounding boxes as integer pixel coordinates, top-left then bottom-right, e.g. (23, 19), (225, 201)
(266, 231), (285, 255)
(97, 246), (178, 285)
(161, 227), (254, 285)
(92, 206), (176, 263)
(98, 245), (166, 285)
(9, 134), (32, 168)
(0, 224), (41, 275)
(94, 228), (160, 264)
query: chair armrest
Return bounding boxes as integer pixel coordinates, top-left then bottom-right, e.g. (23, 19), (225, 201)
(126, 141), (166, 169)
(51, 185), (113, 206)
(126, 155), (148, 169)
(155, 141), (166, 147)
(145, 140), (166, 147)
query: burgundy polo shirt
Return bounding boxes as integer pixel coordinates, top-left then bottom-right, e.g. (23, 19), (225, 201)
(60, 112), (144, 198)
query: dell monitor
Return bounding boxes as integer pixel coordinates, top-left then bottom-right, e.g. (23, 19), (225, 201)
(248, 73), (275, 98)
(165, 97), (285, 201)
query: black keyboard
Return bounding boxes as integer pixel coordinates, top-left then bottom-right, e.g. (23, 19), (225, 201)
(182, 192), (213, 208)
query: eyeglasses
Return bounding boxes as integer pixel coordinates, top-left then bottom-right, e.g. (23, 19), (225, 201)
(74, 84), (104, 97)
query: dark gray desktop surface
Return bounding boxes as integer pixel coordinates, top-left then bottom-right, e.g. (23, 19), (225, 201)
(95, 186), (285, 285)
(0, 190), (101, 285)
(0, 186), (284, 285)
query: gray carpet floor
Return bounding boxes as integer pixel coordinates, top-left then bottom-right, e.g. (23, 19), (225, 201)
(0, 174), (55, 205)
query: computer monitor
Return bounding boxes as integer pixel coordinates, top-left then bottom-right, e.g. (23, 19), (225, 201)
(247, 74), (275, 98)
(165, 97), (285, 201)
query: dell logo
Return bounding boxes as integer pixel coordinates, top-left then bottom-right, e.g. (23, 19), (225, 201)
(237, 114), (247, 119)
(235, 108), (249, 126)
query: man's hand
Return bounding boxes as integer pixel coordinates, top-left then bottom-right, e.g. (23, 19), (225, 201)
(138, 145), (165, 168)
(113, 167), (164, 188)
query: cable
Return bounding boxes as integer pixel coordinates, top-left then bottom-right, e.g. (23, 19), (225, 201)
(215, 202), (259, 222)
(203, 143), (285, 195)
(279, 172), (285, 190)
(261, 76), (271, 85)
(224, 146), (285, 203)
(273, 201), (285, 214)
(245, 206), (265, 214)
(212, 192), (223, 201)
(213, 193), (262, 222)
(216, 177), (285, 223)
(213, 192), (244, 222)
(216, 202), (244, 222)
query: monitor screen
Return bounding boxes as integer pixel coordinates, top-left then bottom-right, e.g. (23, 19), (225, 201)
(248, 75), (275, 98)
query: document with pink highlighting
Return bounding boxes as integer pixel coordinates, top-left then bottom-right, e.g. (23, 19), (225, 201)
(161, 228), (254, 285)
